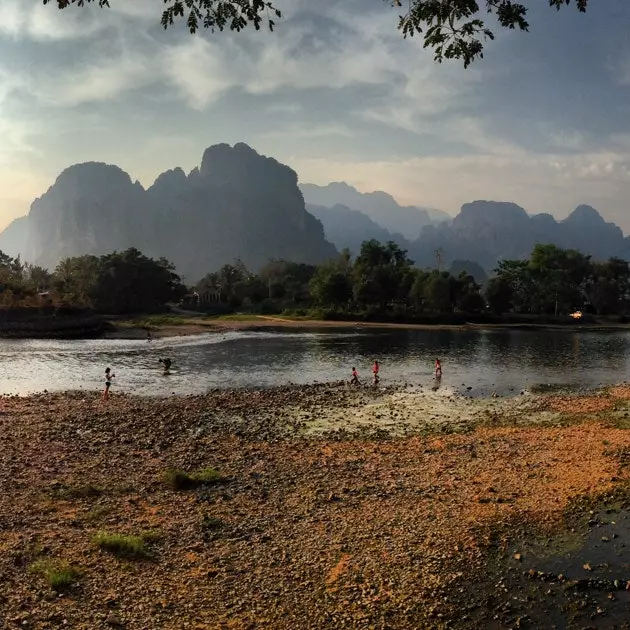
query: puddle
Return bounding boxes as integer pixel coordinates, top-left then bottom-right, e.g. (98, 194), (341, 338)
(463, 508), (630, 629)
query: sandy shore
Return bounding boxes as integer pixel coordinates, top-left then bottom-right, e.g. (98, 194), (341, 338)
(2, 385), (630, 628)
(105, 316), (471, 339)
(105, 314), (630, 340)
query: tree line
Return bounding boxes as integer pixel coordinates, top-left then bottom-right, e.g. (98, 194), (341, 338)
(195, 240), (630, 320)
(1, 240), (629, 319)
(0, 248), (185, 314)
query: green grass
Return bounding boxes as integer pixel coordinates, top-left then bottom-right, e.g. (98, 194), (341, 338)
(84, 504), (114, 522)
(163, 467), (222, 490)
(210, 314), (263, 321)
(118, 314), (190, 329)
(92, 531), (155, 559)
(29, 559), (81, 591)
(48, 483), (103, 500)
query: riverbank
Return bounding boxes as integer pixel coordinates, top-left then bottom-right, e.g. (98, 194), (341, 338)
(107, 313), (630, 339)
(2, 385), (630, 628)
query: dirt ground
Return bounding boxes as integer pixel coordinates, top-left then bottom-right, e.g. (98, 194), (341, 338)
(2, 386), (630, 628)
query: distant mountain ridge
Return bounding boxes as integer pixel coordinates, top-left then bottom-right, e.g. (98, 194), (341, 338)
(409, 201), (630, 270)
(2, 143), (337, 280)
(300, 181), (450, 240)
(306, 203), (404, 255)
(1, 146), (628, 278)
(299, 184), (630, 271)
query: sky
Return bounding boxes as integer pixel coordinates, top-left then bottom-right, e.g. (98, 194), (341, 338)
(1, 0), (630, 231)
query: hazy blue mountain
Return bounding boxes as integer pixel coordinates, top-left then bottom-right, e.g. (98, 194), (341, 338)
(3, 147), (628, 279)
(7, 144), (337, 280)
(306, 203), (405, 254)
(0, 216), (28, 259)
(300, 181), (447, 240)
(409, 200), (630, 271)
(448, 260), (488, 285)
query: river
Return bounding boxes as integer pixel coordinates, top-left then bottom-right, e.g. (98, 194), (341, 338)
(1, 327), (629, 396)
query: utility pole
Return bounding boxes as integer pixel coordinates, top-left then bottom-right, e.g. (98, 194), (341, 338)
(434, 248), (443, 272)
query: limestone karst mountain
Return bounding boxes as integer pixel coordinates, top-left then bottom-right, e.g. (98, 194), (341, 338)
(408, 201), (630, 271)
(306, 203), (404, 255)
(0, 216), (28, 260)
(2, 147), (629, 278)
(300, 181), (449, 240)
(7, 143), (337, 280)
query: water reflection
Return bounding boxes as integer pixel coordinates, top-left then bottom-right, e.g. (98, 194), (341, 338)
(0, 327), (629, 397)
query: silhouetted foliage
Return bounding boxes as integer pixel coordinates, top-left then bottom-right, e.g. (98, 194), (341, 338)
(486, 244), (630, 316)
(45, 0), (589, 67)
(53, 248), (185, 313)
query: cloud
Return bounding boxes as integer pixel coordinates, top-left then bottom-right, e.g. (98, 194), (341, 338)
(1, 0), (630, 236)
(159, 37), (238, 110)
(293, 149), (630, 226)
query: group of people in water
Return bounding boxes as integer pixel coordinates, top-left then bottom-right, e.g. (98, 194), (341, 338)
(102, 347), (444, 399)
(349, 358), (442, 387)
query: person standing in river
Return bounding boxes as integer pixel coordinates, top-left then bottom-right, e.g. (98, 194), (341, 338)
(435, 358), (442, 379)
(102, 367), (115, 400)
(159, 358), (172, 374)
(350, 366), (360, 386)
(372, 360), (380, 386)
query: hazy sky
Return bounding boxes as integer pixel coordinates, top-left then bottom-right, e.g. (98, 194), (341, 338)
(1, 0), (630, 231)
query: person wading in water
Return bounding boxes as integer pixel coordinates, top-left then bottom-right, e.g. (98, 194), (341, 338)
(159, 358), (173, 375)
(372, 360), (380, 386)
(103, 367), (115, 400)
(350, 366), (360, 386)
(435, 358), (442, 379)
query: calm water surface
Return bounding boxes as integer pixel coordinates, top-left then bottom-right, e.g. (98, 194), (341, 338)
(1, 327), (629, 396)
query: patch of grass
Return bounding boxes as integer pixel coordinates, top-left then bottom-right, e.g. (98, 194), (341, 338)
(118, 314), (190, 329)
(29, 559), (81, 591)
(48, 483), (103, 500)
(92, 532), (154, 559)
(163, 467), (223, 490)
(84, 504), (113, 522)
(210, 314), (261, 321)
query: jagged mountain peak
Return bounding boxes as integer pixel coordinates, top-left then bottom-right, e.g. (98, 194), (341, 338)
(564, 204), (605, 224)
(8, 144), (336, 278)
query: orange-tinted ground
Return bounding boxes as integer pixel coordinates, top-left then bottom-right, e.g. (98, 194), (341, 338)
(1, 387), (630, 629)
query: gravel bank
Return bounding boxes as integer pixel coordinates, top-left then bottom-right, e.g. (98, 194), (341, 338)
(1, 385), (630, 628)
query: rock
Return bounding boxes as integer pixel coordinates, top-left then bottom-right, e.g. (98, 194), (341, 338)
(106, 613), (124, 627)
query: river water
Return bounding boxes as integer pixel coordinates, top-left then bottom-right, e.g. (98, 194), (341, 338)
(1, 327), (629, 397)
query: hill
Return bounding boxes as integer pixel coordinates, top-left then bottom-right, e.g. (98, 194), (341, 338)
(306, 203), (403, 254)
(6, 144), (337, 280)
(409, 201), (630, 271)
(300, 181), (447, 240)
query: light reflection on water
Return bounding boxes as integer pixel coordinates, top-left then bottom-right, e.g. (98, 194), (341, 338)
(0, 327), (629, 397)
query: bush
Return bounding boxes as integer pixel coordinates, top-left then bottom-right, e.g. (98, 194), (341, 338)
(29, 559), (81, 591)
(163, 467), (222, 491)
(92, 532), (150, 559)
(48, 483), (103, 500)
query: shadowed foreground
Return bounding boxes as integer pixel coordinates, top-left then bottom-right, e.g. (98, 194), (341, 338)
(1, 386), (630, 629)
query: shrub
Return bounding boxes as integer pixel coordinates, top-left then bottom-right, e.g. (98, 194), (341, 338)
(48, 483), (103, 500)
(92, 532), (150, 559)
(163, 467), (222, 490)
(29, 559), (81, 591)
(84, 505), (113, 522)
